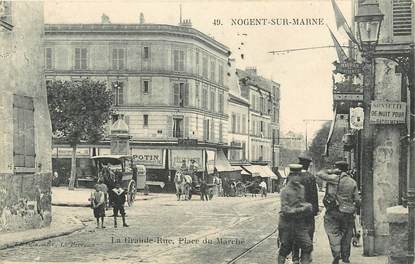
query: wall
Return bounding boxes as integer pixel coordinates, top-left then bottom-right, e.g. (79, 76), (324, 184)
(0, 1), (52, 232)
(372, 58), (402, 253)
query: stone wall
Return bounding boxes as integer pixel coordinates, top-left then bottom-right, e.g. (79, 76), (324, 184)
(0, 2), (52, 232)
(387, 206), (408, 264)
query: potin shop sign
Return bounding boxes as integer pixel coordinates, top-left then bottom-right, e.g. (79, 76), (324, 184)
(370, 101), (406, 124)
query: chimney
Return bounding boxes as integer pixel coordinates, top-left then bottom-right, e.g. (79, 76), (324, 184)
(245, 67), (257, 75)
(139, 12), (145, 24)
(179, 18), (192, 27)
(101, 13), (111, 24)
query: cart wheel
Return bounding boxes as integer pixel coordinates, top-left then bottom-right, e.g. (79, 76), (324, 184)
(187, 185), (192, 200)
(127, 180), (136, 207)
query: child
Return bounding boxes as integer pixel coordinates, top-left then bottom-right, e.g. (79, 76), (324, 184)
(90, 184), (105, 228)
(111, 182), (129, 228)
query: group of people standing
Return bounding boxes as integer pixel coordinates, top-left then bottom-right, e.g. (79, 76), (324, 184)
(277, 157), (360, 264)
(90, 179), (129, 229)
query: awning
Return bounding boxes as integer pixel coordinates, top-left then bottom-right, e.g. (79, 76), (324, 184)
(279, 169), (288, 179)
(236, 166), (250, 175)
(215, 150), (240, 172)
(260, 165), (278, 180)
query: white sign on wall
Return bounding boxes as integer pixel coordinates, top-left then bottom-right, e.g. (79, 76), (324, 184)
(131, 149), (164, 168)
(370, 101), (406, 124)
(350, 107), (364, 130)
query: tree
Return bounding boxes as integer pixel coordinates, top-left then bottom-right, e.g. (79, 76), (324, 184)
(308, 121), (345, 171)
(47, 79), (113, 190)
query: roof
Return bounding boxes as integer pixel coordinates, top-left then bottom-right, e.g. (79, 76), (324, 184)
(45, 23), (230, 55)
(236, 68), (280, 93)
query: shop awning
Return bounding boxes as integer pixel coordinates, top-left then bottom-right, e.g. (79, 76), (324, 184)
(215, 150), (240, 172)
(261, 165), (278, 180)
(236, 166), (250, 175)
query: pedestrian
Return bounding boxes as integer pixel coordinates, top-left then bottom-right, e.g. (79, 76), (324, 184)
(317, 161), (360, 264)
(213, 169), (220, 197)
(52, 171), (59, 187)
(90, 184), (106, 228)
(291, 156), (319, 264)
(97, 179), (108, 209)
(259, 179), (267, 198)
(111, 182), (129, 228)
(277, 164), (313, 264)
(200, 179), (209, 201)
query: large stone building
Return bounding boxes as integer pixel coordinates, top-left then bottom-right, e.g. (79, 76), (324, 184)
(44, 16), (281, 189)
(0, 1), (52, 232)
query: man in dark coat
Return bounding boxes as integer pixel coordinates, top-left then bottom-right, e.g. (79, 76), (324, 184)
(277, 164), (313, 264)
(292, 156), (319, 263)
(317, 161), (360, 264)
(111, 182), (129, 228)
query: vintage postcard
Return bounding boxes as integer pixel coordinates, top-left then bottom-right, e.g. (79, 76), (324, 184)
(0, 0), (412, 263)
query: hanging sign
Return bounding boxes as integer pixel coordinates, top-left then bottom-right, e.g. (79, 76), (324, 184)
(333, 59), (363, 76)
(370, 101), (406, 124)
(350, 107), (364, 130)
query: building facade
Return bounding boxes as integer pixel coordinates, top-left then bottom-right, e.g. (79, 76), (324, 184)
(0, 1), (52, 232)
(45, 18), (233, 187)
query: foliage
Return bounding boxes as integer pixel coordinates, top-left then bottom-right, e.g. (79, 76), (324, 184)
(279, 147), (302, 168)
(47, 79), (113, 146)
(308, 121), (345, 170)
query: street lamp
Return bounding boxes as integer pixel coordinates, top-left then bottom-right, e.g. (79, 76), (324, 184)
(354, 0), (383, 257)
(355, 0), (384, 49)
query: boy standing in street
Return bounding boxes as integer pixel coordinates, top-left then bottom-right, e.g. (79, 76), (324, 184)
(111, 182), (129, 228)
(90, 184), (106, 228)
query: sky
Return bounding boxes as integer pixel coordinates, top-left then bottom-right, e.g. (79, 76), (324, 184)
(43, 0), (353, 140)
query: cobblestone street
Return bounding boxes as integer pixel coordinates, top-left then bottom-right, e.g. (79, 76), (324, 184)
(0, 194), (279, 264)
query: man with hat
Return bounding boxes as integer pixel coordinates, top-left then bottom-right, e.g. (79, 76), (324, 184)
(291, 156), (319, 264)
(317, 160), (360, 264)
(277, 164), (313, 264)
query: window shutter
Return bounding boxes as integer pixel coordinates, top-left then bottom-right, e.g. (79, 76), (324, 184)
(118, 85), (124, 105)
(112, 49), (117, 70)
(119, 49), (125, 70)
(184, 116), (189, 138)
(75, 48), (80, 69)
(393, 0), (412, 36)
(180, 50), (185, 72)
(173, 83), (179, 105)
(219, 123), (223, 143)
(81, 48), (88, 69)
(166, 115), (172, 137)
(211, 119), (215, 141)
(203, 120), (207, 141)
(184, 83), (189, 106)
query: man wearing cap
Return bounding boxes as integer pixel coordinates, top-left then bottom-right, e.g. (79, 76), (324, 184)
(277, 164), (313, 264)
(317, 161), (360, 264)
(111, 182), (129, 228)
(291, 156), (319, 264)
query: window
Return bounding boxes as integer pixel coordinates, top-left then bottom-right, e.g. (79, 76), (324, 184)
(211, 119), (215, 140)
(74, 48), (88, 70)
(112, 81), (124, 106)
(251, 94), (256, 110)
(241, 142), (246, 160)
(218, 64), (224, 85)
(218, 92), (224, 113)
(195, 82), (200, 107)
(242, 115), (246, 134)
(231, 114), (236, 133)
(143, 114), (148, 127)
(196, 51), (199, 72)
(13, 95), (35, 169)
(173, 50), (185, 72)
(112, 48), (125, 70)
(202, 84), (208, 109)
(210, 89), (215, 112)
(202, 57), (208, 78)
(143, 46), (150, 59)
(143, 79), (150, 94)
(393, 0), (412, 36)
(219, 123), (223, 142)
(203, 119), (210, 141)
(173, 82), (189, 107)
(236, 114), (241, 133)
(173, 118), (183, 138)
(45, 48), (53, 70)
(210, 60), (216, 81)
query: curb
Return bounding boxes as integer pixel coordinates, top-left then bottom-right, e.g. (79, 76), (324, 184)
(52, 194), (160, 207)
(0, 218), (85, 250)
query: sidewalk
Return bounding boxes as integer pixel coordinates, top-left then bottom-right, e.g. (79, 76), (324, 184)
(0, 206), (84, 250)
(310, 212), (387, 264)
(52, 186), (160, 207)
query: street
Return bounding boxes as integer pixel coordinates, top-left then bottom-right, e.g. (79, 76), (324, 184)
(0, 194), (279, 264)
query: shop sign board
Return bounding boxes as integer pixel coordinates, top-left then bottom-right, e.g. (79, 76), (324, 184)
(370, 101), (406, 124)
(131, 149), (164, 168)
(170, 150), (204, 171)
(55, 147), (90, 157)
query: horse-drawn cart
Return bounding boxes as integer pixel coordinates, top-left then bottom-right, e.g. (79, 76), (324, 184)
(91, 155), (144, 207)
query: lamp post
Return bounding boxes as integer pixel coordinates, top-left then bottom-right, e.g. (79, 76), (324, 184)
(354, 0), (383, 257)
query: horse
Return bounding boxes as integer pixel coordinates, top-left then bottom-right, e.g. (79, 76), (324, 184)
(101, 166), (116, 206)
(174, 171), (193, 201)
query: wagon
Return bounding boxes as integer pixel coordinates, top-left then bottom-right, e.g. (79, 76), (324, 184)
(91, 155), (145, 207)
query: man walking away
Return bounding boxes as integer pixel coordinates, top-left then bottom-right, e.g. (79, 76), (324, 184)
(277, 164), (313, 264)
(317, 161), (360, 264)
(259, 179), (267, 198)
(292, 156), (319, 264)
(111, 182), (129, 228)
